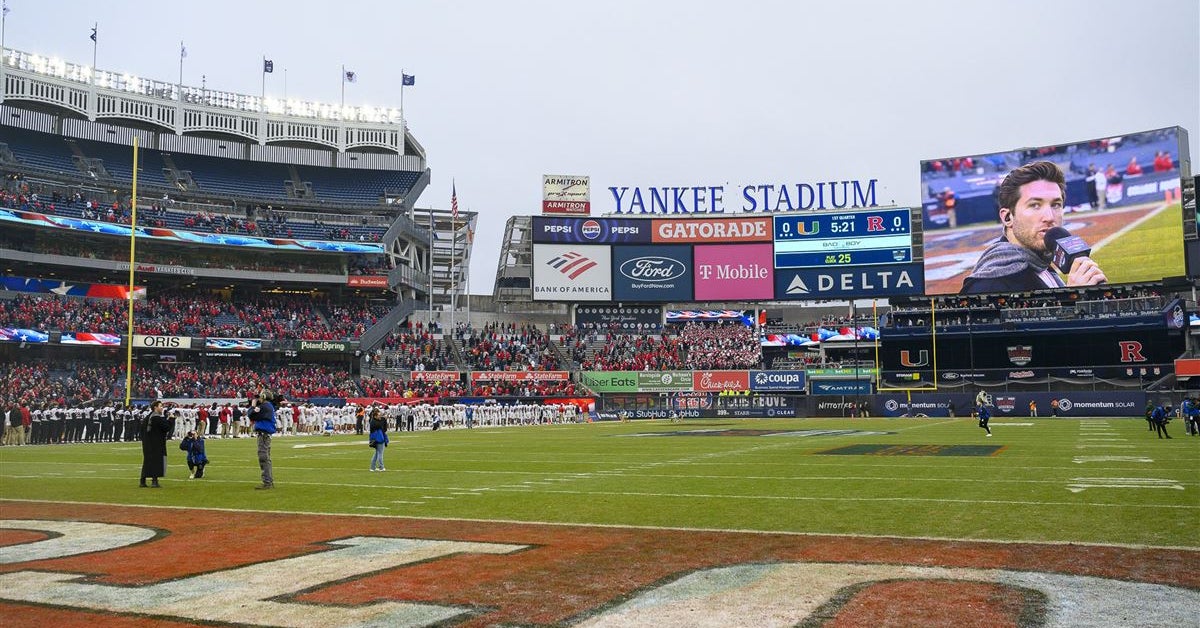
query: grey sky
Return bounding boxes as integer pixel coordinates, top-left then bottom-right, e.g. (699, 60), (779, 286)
(6, 0), (1198, 290)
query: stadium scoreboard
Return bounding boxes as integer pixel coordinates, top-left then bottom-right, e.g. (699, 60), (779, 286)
(773, 207), (913, 269)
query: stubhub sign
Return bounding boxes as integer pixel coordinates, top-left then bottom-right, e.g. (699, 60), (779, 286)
(749, 370), (807, 391)
(532, 216), (651, 244)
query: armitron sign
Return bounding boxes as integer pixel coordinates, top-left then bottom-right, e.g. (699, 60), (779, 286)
(543, 175), (591, 215)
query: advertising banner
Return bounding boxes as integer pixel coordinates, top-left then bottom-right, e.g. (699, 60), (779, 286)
(637, 371), (693, 392)
(60, 332), (121, 346)
(133, 335), (191, 349)
(693, 370), (750, 392)
(574, 305), (661, 330)
(205, 338), (263, 350)
(612, 244), (693, 302)
(0, 275), (147, 299)
(875, 391), (1147, 418)
(811, 380), (873, 395)
(347, 276), (388, 288)
(0, 328), (50, 343)
(579, 371), (639, 393)
(470, 371), (571, 383)
(299, 340), (351, 352)
(693, 243), (774, 301)
(410, 371), (462, 383)
(650, 217), (772, 244)
(773, 263), (924, 299)
(749, 370), (807, 391)
(532, 217), (651, 244)
(533, 244), (612, 301)
(542, 174), (591, 215)
(807, 367), (879, 378)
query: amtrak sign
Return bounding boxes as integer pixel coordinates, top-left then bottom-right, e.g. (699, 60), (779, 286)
(607, 179), (881, 214)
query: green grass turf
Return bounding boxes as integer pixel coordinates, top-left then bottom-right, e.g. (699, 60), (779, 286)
(1090, 202), (1185, 284)
(2, 417), (1196, 547)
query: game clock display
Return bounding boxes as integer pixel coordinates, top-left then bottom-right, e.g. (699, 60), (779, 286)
(772, 208), (914, 269)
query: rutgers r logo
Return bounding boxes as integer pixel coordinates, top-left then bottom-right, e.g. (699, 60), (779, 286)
(1118, 340), (1146, 363)
(899, 349), (929, 367)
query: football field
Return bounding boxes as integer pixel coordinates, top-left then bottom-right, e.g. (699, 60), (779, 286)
(2, 417), (1197, 626)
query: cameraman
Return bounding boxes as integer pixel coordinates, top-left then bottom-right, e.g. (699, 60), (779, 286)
(249, 390), (277, 489)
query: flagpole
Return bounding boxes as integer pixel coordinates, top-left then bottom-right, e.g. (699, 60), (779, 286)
(124, 137), (139, 405)
(261, 55), (266, 102)
(91, 22), (97, 76)
(1, 1), (8, 103)
(178, 41), (184, 87)
(427, 207), (434, 328)
(399, 67), (405, 129)
(340, 64), (345, 109)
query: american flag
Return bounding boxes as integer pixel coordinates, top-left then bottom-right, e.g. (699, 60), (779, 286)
(451, 181), (458, 220)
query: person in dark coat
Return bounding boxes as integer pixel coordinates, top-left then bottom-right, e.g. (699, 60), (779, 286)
(179, 431), (209, 478)
(140, 400), (174, 488)
(368, 406), (389, 472)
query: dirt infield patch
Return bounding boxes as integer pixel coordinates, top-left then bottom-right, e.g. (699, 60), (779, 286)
(817, 444), (1006, 456)
(1, 501), (1196, 627)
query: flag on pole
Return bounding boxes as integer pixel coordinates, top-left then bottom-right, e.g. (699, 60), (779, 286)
(451, 181), (458, 220)
(344, 70), (357, 83)
(90, 26), (97, 42)
(402, 73), (415, 86)
(2, 1), (10, 17)
(264, 59), (274, 73)
(180, 42), (187, 59)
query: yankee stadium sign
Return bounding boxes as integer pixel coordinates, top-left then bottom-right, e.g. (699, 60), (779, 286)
(608, 179), (880, 214)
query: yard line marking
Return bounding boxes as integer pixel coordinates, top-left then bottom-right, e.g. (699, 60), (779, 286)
(1067, 478), (1184, 492)
(390, 500), (425, 505)
(421, 496), (455, 500)
(1076, 444), (1135, 448)
(1073, 456), (1154, 464)
(354, 506), (390, 510)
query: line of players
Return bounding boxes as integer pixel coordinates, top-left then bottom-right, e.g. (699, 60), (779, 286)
(3, 400), (587, 445)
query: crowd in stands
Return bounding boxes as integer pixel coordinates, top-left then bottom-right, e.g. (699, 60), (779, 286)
(459, 323), (563, 371)
(369, 326), (455, 371)
(888, 286), (1170, 328)
(679, 322), (761, 370)
(578, 333), (684, 371)
(0, 293), (396, 341)
(0, 231), (351, 275)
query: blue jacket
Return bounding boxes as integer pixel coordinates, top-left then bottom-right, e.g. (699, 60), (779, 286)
(179, 435), (208, 465)
(251, 400), (276, 434)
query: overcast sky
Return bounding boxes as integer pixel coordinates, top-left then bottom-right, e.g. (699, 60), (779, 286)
(5, 0), (1198, 290)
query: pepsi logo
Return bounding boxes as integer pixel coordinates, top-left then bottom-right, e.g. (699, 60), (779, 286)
(580, 220), (602, 239)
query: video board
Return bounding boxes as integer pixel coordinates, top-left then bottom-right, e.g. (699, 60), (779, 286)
(532, 211), (926, 303)
(919, 126), (1189, 295)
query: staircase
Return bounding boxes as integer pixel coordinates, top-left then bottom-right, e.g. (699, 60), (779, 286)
(284, 165), (312, 199)
(66, 140), (109, 180)
(161, 154), (196, 192)
(0, 143), (16, 165)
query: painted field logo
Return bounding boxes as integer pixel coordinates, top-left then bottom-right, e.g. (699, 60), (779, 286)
(546, 251), (597, 279)
(619, 256), (685, 281)
(580, 219), (602, 239)
(0, 506), (1197, 627)
(1007, 345), (1033, 366)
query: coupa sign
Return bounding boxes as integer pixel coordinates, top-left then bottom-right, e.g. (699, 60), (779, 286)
(750, 370), (807, 391)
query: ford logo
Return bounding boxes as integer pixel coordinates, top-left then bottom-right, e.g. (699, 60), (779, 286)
(619, 256), (685, 281)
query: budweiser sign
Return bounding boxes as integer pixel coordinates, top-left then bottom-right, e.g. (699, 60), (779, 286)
(470, 371), (571, 383)
(694, 370), (750, 392)
(347, 276), (389, 288)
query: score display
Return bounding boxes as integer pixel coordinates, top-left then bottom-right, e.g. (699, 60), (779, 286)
(773, 208), (913, 269)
